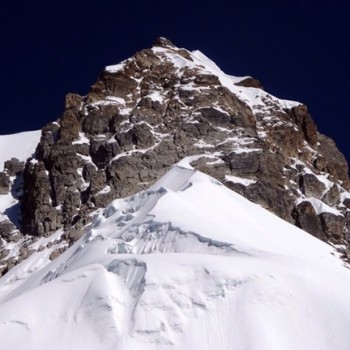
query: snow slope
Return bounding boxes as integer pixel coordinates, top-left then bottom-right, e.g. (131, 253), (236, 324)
(0, 130), (41, 170)
(0, 130), (41, 225)
(1, 159), (350, 350)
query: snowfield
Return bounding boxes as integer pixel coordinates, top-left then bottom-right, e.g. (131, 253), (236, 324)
(1, 158), (350, 350)
(0, 130), (41, 170)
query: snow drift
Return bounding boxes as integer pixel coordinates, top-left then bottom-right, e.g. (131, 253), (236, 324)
(1, 158), (350, 350)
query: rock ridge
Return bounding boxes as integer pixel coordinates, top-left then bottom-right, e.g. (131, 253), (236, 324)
(1, 37), (350, 274)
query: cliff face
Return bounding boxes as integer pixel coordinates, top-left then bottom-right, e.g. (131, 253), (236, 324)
(1, 37), (350, 274)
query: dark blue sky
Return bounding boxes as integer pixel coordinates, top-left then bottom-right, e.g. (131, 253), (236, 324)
(1, 0), (349, 163)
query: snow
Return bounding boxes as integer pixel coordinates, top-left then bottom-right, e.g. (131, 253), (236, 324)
(232, 147), (262, 154)
(105, 62), (126, 73)
(341, 191), (350, 204)
(29, 229), (65, 251)
(225, 175), (256, 186)
(194, 139), (215, 148)
(190, 50), (300, 112)
(176, 153), (223, 170)
(0, 191), (18, 222)
(296, 197), (342, 216)
(110, 144), (156, 162)
(0, 130), (42, 226)
(72, 132), (90, 145)
(0, 47), (348, 349)
(302, 167), (334, 195)
(192, 50), (249, 84)
(97, 185), (111, 195)
(146, 91), (164, 102)
(0, 130), (41, 170)
(1, 160), (350, 350)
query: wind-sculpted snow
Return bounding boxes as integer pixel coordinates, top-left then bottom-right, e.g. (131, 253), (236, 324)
(1, 161), (350, 349)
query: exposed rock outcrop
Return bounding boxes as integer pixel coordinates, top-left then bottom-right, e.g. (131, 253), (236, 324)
(1, 38), (350, 274)
(0, 172), (9, 195)
(20, 39), (350, 245)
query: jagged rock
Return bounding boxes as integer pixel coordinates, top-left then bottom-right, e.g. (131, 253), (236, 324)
(115, 123), (155, 151)
(132, 97), (166, 126)
(322, 184), (340, 206)
(59, 110), (80, 143)
(4, 158), (25, 176)
(90, 139), (120, 168)
(19, 246), (34, 260)
(287, 105), (318, 146)
(235, 76), (264, 89)
(344, 248), (350, 261)
(0, 172), (10, 194)
(345, 212), (350, 239)
(36, 122), (60, 160)
(65, 93), (83, 111)
(62, 189), (81, 229)
(199, 108), (233, 127)
(99, 71), (139, 99)
(82, 105), (119, 135)
(0, 221), (17, 240)
(153, 37), (176, 48)
(129, 124), (155, 149)
(91, 190), (115, 208)
(0, 248), (9, 260)
(6, 257), (18, 270)
(261, 111), (310, 160)
(292, 201), (326, 241)
(67, 226), (84, 243)
(299, 173), (326, 198)
(134, 49), (161, 70)
(194, 74), (221, 86)
(319, 212), (346, 243)
(224, 151), (260, 174)
(89, 169), (108, 195)
(21, 161), (55, 236)
(11, 38), (350, 261)
(316, 134), (350, 189)
(344, 198), (350, 209)
(49, 247), (67, 260)
(107, 156), (144, 197)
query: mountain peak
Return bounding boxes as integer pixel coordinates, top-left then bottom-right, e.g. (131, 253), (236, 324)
(152, 36), (176, 48)
(1, 39), (350, 279)
(1, 38), (350, 350)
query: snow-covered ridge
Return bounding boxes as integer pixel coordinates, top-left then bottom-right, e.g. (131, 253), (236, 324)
(0, 130), (41, 170)
(103, 43), (301, 119)
(190, 49), (301, 112)
(1, 160), (350, 350)
(1, 40), (349, 349)
(158, 44), (301, 111)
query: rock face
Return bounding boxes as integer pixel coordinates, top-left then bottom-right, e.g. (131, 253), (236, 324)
(0, 172), (10, 195)
(1, 37), (350, 273)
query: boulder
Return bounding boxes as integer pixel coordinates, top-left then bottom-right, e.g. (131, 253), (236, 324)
(299, 173), (326, 198)
(4, 158), (25, 176)
(317, 134), (350, 189)
(322, 184), (340, 206)
(319, 212), (346, 243)
(292, 201), (326, 241)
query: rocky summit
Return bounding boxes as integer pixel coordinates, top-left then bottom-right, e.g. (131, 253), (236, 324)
(0, 37), (350, 275)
